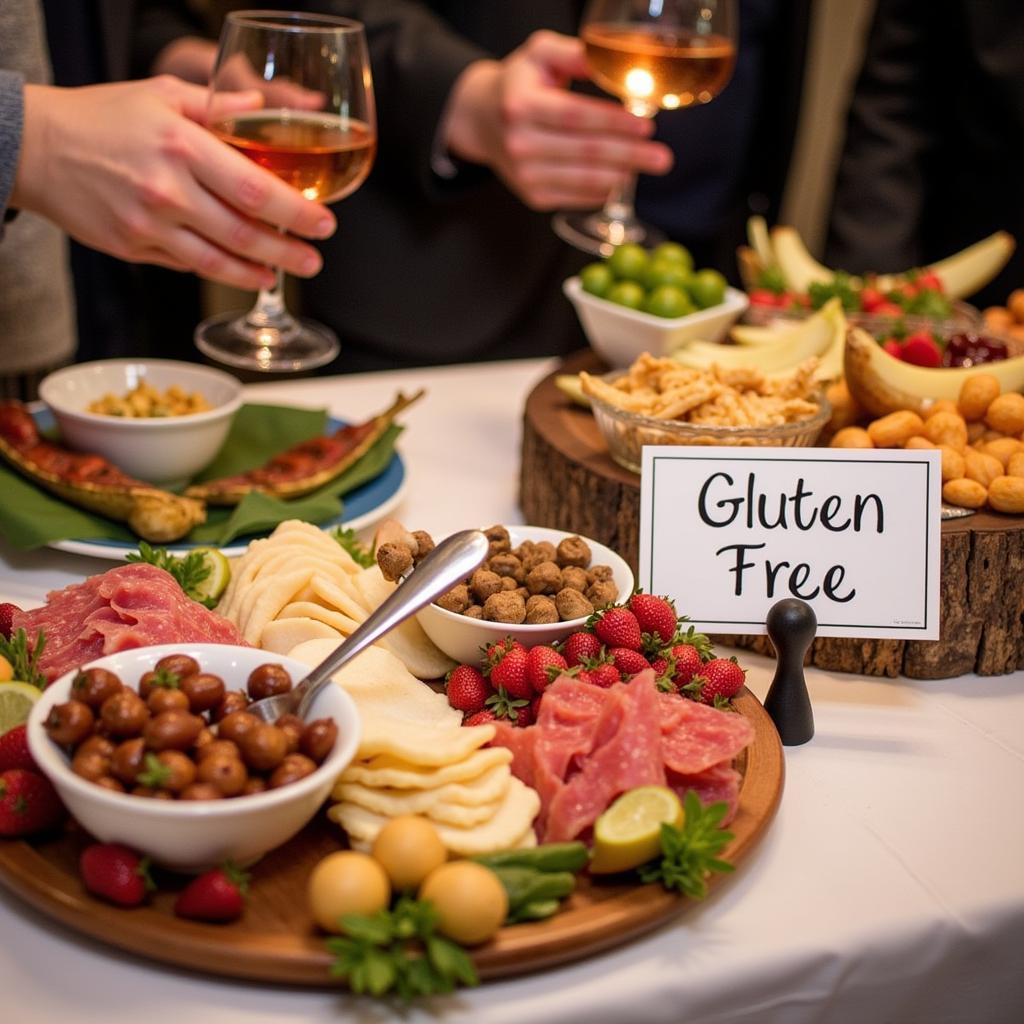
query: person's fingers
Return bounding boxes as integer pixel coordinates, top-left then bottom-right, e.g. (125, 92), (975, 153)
(506, 86), (656, 139)
(520, 30), (591, 83)
(205, 89), (267, 125)
(180, 179), (325, 277)
(263, 80), (326, 111)
(156, 226), (278, 290)
(506, 125), (673, 175)
(505, 161), (633, 210)
(184, 121), (337, 239)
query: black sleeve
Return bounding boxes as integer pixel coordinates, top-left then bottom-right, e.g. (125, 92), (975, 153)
(825, 0), (938, 274)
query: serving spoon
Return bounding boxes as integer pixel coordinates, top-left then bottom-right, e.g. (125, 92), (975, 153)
(246, 528), (490, 723)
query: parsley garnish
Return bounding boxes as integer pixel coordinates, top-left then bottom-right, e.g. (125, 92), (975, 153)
(327, 897), (478, 1000)
(638, 791), (735, 899)
(0, 628), (47, 689)
(329, 526), (375, 568)
(126, 542), (216, 609)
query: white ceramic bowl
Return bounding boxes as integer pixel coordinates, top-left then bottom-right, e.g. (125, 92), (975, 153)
(39, 359), (243, 487)
(563, 276), (750, 367)
(416, 525), (634, 665)
(27, 644), (360, 872)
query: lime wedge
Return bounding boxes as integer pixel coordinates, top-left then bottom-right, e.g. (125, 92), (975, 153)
(191, 547), (231, 606)
(0, 681), (43, 735)
(589, 785), (685, 875)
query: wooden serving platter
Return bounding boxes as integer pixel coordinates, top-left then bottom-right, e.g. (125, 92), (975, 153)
(0, 691), (782, 985)
(520, 351), (1024, 678)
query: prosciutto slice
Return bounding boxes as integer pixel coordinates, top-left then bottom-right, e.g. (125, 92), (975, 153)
(489, 670), (753, 842)
(13, 563), (247, 683)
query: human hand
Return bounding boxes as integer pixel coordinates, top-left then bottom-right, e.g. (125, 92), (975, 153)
(12, 76), (337, 290)
(444, 30), (673, 211)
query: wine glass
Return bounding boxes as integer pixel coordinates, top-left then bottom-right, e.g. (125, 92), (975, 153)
(552, 0), (738, 257)
(195, 11), (376, 372)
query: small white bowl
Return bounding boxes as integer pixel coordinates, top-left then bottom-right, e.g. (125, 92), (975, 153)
(39, 359), (243, 487)
(563, 277), (749, 367)
(27, 644), (360, 872)
(416, 525), (634, 665)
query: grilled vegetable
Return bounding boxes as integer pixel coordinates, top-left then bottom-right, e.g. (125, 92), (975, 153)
(0, 401), (205, 543)
(185, 391), (423, 505)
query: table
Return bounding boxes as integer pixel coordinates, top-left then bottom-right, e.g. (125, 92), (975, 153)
(2, 359), (1022, 1024)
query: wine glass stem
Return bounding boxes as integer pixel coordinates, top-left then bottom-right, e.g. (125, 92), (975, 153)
(602, 172), (638, 226)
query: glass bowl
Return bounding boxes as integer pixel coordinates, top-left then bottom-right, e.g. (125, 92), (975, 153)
(588, 378), (831, 474)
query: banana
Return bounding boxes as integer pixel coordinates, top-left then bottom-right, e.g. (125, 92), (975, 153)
(673, 299), (846, 380)
(747, 215), (775, 270)
(770, 223), (1015, 301)
(843, 326), (1024, 417)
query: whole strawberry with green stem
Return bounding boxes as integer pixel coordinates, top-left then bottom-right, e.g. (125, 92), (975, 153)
(628, 593), (678, 648)
(684, 657), (747, 707)
(525, 645), (568, 694)
(589, 607), (643, 652)
(484, 638), (532, 700)
(175, 862), (249, 922)
(80, 842), (154, 906)
(445, 664), (491, 714)
(0, 768), (63, 837)
(561, 630), (602, 667)
(0, 724), (38, 773)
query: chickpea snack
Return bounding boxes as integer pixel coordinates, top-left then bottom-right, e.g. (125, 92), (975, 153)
(415, 525), (634, 665)
(25, 644), (360, 871)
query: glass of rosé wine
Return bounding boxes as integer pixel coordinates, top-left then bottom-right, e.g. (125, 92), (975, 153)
(194, 11), (376, 372)
(553, 0), (737, 257)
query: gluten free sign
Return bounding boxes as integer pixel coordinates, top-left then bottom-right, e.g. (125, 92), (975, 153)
(639, 448), (942, 639)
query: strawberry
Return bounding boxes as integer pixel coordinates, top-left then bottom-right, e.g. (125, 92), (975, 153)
(511, 702), (535, 728)
(573, 669), (595, 687)
(482, 686), (530, 723)
(482, 637), (524, 662)
(628, 593), (677, 646)
(608, 647), (650, 677)
(670, 644), (704, 687)
(874, 301), (905, 318)
(590, 607), (643, 651)
(445, 664), (491, 714)
(586, 662), (622, 689)
(0, 768), (63, 837)
(0, 603), (19, 641)
(80, 843), (153, 906)
(525, 645), (568, 694)
(916, 271), (943, 292)
(686, 657), (747, 706)
(900, 333), (943, 368)
(0, 724), (37, 772)
(174, 863), (249, 922)
(882, 338), (903, 359)
(561, 631), (602, 667)
(748, 288), (780, 307)
(485, 642), (532, 700)
(464, 709), (498, 727)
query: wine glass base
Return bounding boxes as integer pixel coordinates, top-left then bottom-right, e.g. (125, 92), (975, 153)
(552, 210), (665, 258)
(195, 311), (340, 373)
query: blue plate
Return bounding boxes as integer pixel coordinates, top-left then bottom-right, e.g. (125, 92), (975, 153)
(37, 411), (407, 560)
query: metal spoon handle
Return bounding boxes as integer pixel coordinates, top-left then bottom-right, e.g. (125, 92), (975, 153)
(290, 528), (489, 718)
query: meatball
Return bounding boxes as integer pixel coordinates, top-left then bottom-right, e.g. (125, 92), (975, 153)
(499, 575), (519, 592)
(482, 591), (527, 624)
(484, 524), (511, 558)
(555, 587), (594, 621)
(488, 552), (524, 583)
(436, 583), (472, 614)
(526, 560), (562, 596)
(410, 530), (435, 562)
(525, 594), (559, 624)
(556, 535), (591, 569)
(586, 580), (619, 609)
(588, 564), (614, 584)
(463, 604), (484, 620)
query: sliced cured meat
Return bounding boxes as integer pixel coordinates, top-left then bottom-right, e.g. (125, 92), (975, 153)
(545, 675), (665, 842)
(658, 692), (755, 775)
(488, 669), (754, 843)
(666, 764), (743, 824)
(12, 563), (247, 683)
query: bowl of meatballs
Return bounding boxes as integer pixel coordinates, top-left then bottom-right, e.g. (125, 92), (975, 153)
(26, 644), (360, 872)
(412, 525), (634, 665)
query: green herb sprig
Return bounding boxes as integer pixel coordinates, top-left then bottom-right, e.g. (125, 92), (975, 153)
(638, 791), (735, 899)
(329, 526), (375, 569)
(126, 542), (215, 608)
(0, 628), (47, 689)
(327, 897), (478, 1000)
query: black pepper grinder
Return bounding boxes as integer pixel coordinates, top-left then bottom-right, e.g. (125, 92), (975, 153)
(763, 598), (816, 746)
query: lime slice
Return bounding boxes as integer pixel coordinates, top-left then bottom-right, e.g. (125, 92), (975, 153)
(190, 547), (231, 606)
(589, 785), (684, 875)
(0, 681), (43, 734)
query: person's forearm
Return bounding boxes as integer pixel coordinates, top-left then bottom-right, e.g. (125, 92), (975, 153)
(0, 70), (25, 226)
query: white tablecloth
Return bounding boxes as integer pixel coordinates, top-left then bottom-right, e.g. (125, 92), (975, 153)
(2, 359), (1022, 1024)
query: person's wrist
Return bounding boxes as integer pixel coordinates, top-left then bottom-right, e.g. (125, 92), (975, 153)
(11, 84), (59, 215)
(443, 59), (502, 167)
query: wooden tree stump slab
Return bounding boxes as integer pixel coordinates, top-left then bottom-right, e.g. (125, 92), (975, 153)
(519, 351), (1024, 679)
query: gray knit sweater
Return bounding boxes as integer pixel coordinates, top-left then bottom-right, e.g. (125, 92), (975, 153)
(0, 1), (75, 379)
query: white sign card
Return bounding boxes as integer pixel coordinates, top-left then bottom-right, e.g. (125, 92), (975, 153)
(638, 447), (942, 639)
